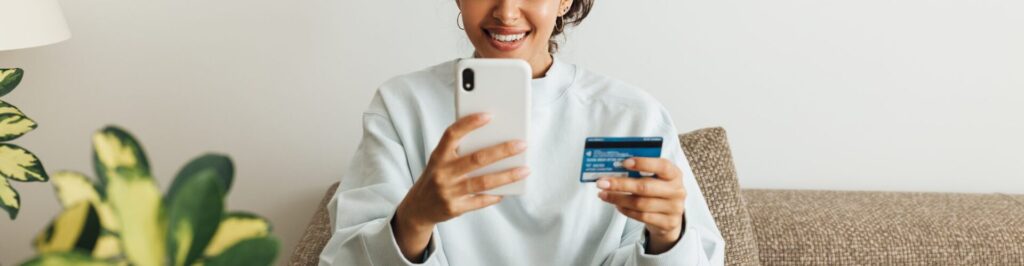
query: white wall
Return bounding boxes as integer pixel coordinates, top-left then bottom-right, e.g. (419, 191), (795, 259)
(2, 0), (1022, 263)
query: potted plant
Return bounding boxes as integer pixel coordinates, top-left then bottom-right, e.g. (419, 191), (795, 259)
(21, 126), (278, 266)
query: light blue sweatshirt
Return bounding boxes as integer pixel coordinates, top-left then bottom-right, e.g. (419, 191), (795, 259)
(319, 58), (725, 266)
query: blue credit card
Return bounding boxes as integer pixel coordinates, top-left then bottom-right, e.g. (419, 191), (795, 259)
(580, 137), (664, 182)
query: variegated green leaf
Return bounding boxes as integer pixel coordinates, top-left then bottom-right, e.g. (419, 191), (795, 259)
(106, 175), (164, 266)
(51, 171), (100, 208)
(166, 154), (231, 266)
(201, 236), (279, 266)
(51, 171), (120, 232)
(19, 251), (117, 266)
(203, 212), (271, 257)
(94, 203), (120, 233)
(33, 202), (102, 254)
(92, 126), (164, 266)
(0, 143), (49, 182)
(167, 154), (233, 199)
(1, 177), (21, 219)
(92, 126), (150, 188)
(0, 100), (37, 141)
(92, 234), (122, 259)
(0, 68), (24, 98)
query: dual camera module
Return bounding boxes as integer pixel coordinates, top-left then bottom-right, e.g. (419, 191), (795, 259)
(462, 68), (474, 92)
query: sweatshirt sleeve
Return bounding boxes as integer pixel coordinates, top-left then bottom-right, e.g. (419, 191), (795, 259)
(319, 91), (447, 266)
(600, 110), (726, 266)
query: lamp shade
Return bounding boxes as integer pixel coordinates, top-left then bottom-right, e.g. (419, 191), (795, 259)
(0, 0), (71, 51)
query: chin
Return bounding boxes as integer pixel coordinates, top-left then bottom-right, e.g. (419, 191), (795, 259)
(476, 47), (536, 60)
(480, 51), (522, 59)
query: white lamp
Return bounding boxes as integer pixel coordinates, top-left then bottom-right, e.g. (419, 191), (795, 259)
(0, 0), (71, 51)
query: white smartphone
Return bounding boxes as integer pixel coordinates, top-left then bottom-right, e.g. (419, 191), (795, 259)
(454, 59), (531, 195)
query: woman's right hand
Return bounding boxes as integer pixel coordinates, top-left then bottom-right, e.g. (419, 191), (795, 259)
(392, 113), (530, 261)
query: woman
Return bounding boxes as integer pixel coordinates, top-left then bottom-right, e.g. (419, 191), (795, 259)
(320, 0), (725, 265)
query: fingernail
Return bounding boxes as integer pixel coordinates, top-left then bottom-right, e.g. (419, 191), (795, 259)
(515, 167), (531, 178)
(479, 113), (492, 122)
(598, 191), (608, 200)
(597, 179), (610, 189)
(513, 141), (527, 152)
(623, 158), (636, 168)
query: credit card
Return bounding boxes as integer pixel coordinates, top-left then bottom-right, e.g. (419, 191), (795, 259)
(580, 137), (664, 182)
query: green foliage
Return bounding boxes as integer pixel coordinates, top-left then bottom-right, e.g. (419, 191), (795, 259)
(21, 126), (278, 266)
(0, 68), (25, 97)
(0, 68), (49, 219)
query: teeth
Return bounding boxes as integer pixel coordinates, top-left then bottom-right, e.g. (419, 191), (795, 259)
(490, 32), (526, 42)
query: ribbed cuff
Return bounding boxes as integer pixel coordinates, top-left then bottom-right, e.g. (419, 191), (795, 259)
(366, 212), (441, 265)
(635, 225), (704, 265)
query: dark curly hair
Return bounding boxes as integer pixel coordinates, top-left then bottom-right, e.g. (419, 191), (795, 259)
(550, 0), (594, 53)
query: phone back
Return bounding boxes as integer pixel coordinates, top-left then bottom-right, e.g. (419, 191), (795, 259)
(455, 59), (531, 195)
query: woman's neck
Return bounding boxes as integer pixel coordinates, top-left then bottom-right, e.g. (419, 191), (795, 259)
(527, 53), (554, 79)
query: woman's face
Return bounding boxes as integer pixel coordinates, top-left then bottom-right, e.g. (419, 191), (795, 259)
(458, 0), (572, 61)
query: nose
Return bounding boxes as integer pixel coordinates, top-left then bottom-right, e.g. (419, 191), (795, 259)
(492, 0), (521, 25)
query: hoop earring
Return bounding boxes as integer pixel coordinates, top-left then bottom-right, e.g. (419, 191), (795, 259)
(457, 12), (465, 30)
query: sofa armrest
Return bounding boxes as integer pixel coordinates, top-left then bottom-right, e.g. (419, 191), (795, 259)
(288, 182), (340, 266)
(742, 189), (1024, 265)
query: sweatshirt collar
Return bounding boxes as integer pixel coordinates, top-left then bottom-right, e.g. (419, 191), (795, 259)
(531, 56), (575, 107)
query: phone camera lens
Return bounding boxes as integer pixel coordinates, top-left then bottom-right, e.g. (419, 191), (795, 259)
(462, 68), (474, 91)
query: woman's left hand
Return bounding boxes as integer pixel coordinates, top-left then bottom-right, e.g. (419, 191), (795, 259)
(597, 157), (687, 254)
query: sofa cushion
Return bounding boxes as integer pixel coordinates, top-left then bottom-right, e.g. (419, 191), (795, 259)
(743, 189), (1024, 265)
(680, 127), (761, 266)
(289, 183), (339, 266)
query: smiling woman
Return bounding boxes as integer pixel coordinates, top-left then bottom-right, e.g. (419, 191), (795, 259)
(319, 0), (725, 265)
(458, 0), (592, 77)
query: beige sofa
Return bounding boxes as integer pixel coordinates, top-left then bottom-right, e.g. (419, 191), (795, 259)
(289, 127), (1024, 265)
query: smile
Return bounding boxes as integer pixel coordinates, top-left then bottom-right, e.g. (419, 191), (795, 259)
(489, 31), (527, 42)
(485, 29), (530, 51)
